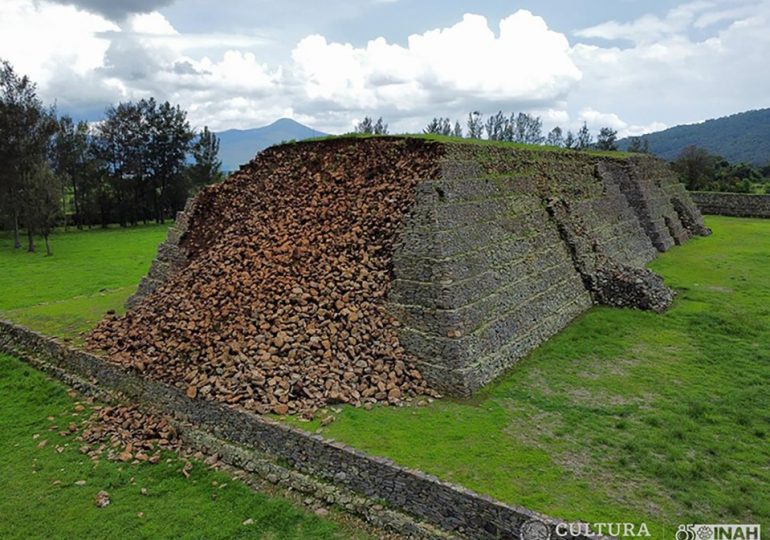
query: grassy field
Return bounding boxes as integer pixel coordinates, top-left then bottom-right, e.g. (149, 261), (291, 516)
(0, 224), (170, 342)
(0, 354), (360, 540)
(288, 216), (770, 536)
(2, 217), (769, 537)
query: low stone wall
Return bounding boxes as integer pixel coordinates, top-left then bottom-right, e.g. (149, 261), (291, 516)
(690, 191), (770, 218)
(0, 320), (608, 540)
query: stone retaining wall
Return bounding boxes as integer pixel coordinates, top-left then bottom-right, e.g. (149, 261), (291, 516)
(690, 191), (770, 218)
(126, 197), (197, 308)
(388, 146), (709, 395)
(0, 320), (609, 540)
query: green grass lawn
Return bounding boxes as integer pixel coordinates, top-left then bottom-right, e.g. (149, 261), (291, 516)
(301, 133), (634, 159)
(2, 217), (769, 537)
(286, 216), (770, 536)
(0, 354), (360, 540)
(0, 224), (170, 342)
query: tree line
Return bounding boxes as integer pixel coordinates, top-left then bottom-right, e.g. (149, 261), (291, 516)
(356, 111), (625, 152)
(0, 59), (224, 255)
(673, 145), (770, 194)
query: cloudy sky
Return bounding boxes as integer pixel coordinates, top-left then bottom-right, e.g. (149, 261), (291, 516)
(1, 0), (768, 135)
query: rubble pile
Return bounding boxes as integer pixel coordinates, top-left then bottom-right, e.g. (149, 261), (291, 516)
(78, 405), (181, 464)
(89, 138), (443, 416)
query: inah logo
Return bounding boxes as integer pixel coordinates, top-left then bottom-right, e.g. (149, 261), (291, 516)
(676, 524), (761, 540)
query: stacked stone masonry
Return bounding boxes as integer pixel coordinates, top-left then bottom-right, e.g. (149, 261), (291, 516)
(388, 144), (709, 395)
(690, 191), (770, 218)
(126, 197), (198, 308)
(127, 138), (709, 396)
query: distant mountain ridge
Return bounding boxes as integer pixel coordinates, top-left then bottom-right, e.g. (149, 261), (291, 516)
(619, 108), (770, 165)
(216, 118), (327, 171)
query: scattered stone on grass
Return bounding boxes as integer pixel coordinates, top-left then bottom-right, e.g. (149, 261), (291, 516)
(77, 405), (180, 465)
(95, 491), (111, 508)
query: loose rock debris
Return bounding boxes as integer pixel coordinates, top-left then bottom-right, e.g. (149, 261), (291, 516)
(77, 405), (180, 465)
(89, 139), (443, 416)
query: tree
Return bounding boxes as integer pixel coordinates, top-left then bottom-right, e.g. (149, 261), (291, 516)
(564, 130), (576, 149)
(466, 111), (483, 139)
(513, 113), (528, 143)
(93, 101), (145, 226)
(21, 163), (61, 255)
(187, 126), (224, 192)
(146, 100), (193, 223)
(93, 98), (192, 226)
(672, 146), (719, 190)
(627, 136), (650, 154)
(485, 111), (506, 141)
(575, 122), (593, 150)
(355, 116), (388, 135)
(424, 117), (452, 136)
(52, 115), (91, 229)
(452, 120), (463, 138)
(355, 116), (373, 134)
(546, 127), (564, 147)
(0, 59), (56, 249)
(524, 115), (544, 145)
(596, 127), (618, 151)
(373, 117), (388, 135)
(510, 113), (543, 145)
(499, 113), (512, 142)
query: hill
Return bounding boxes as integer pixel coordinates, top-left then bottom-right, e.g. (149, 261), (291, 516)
(619, 108), (770, 165)
(216, 118), (326, 171)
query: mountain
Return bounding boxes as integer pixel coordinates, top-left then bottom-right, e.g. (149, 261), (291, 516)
(216, 118), (327, 171)
(619, 108), (770, 166)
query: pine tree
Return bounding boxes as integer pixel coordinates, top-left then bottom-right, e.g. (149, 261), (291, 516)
(546, 127), (564, 147)
(356, 116), (388, 135)
(188, 126), (224, 192)
(564, 130), (576, 149)
(466, 111), (483, 139)
(596, 127), (619, 151)
(0, 60), (56, 249)
(628, 136), (650, 154)
(576, 122), (593, 150)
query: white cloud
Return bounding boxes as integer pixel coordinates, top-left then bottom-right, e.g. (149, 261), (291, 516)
(578, 108), (666, 137)
(292, 11), (582, 113)
(2, 0), (770, 139)
(10, 5), (583, 132)
(570, 0), (770, 130)
(48, 0), (174, 21)
(574, 1), (713, 44)
(127, 12), (178, 35)
(0, 0), (116, 85)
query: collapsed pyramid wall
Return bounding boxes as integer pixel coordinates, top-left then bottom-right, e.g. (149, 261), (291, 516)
(115, 138), (709, 404)
(96, 139), (443, 415)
